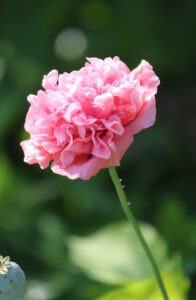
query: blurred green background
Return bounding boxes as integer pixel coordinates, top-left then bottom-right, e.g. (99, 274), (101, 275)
(0, 0), (195, 299)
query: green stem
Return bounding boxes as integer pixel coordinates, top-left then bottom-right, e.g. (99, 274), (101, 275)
(109, 166), (169, 300)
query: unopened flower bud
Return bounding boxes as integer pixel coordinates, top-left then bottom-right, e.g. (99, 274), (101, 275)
(0, 256), (26, 300)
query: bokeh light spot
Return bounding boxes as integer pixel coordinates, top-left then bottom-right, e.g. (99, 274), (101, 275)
(54, 28), (88, 61)
(27, 285), (49, 300)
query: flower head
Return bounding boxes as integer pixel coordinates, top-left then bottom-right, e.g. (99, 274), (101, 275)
(21, 57), (160, 179)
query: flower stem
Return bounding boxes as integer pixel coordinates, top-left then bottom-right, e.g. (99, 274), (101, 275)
(109, 166), (169, 300)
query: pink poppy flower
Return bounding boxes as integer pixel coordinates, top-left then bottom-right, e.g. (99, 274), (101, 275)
(21, 57), (160, 180)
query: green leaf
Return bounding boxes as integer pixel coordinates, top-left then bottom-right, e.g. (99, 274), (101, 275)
(96, 271), (189, 300)
(68, 221), (169, 284)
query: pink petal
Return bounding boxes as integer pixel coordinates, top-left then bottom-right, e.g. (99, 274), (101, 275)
(91, 132), (111, 159)
(102, 115), (124, 135)
(42, 70), (59, 90)
(128, 97), (156, 134)
(93, 93), (114, 117)
(21, 140), (51, 169)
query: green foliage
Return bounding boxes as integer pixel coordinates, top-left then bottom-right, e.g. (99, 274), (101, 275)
(97, 271), (189, 300)
(69, 221), (168, 283)
(0, 0), (195, 299)
(69, 221), (189, 299)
